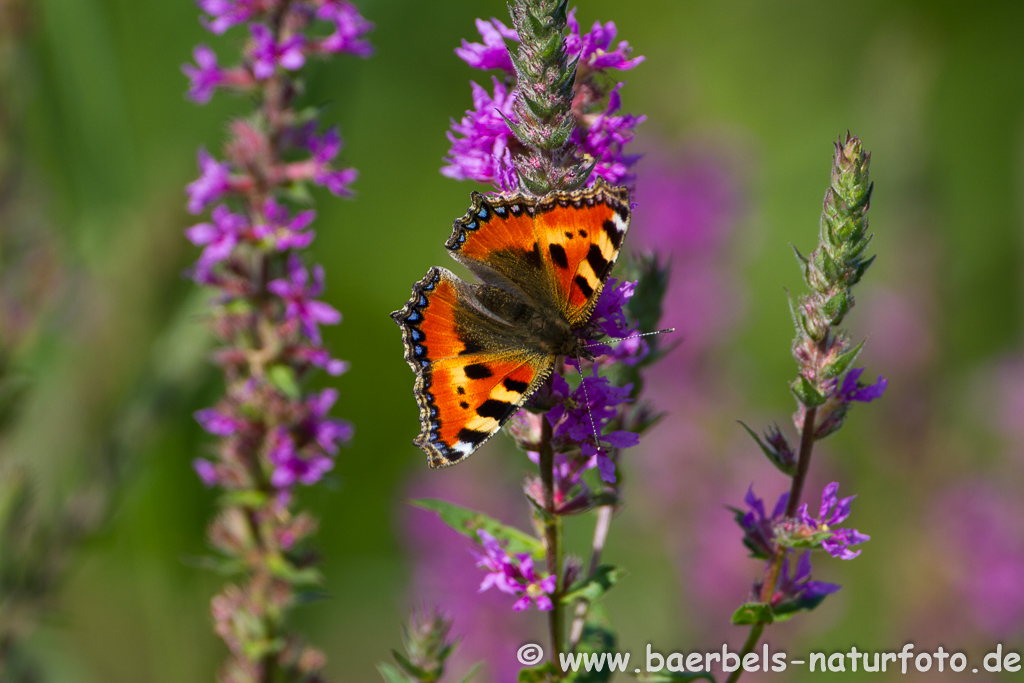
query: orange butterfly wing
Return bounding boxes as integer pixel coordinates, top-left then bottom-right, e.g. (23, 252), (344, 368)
(391, 267), (553, 467)
(447, 178), (630, 327)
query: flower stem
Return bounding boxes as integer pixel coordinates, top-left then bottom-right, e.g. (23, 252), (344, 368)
(729, 405), (818, 683)
(538, 417), (564, 672)
(568, 503), (612, 649)
(724, 623), (765, 683)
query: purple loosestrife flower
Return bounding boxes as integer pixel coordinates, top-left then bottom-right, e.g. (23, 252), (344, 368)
(183, 46), (227, 103)
(837, 367), (888, 403)
(796, 482), (870, 560)
(756, 551), (841, 609)
(249, 23), (306, 79)
(252, 199), (315, 251)
(565, 9), (645, 73)
(185, 205), (248, 280)
(472, 531), (556, 612)
(186, 148), (233, 214)
(441, 78), (518, 190)
(183, 1), (371, 679)
(455, 18), (518, 72)
(572, 83), (645, 187)
(734, 486), (789, 559)
(268, 254), (342, 345)
(306, 127), (358, 197)
(199, 0), (261, 35)
(316, 1), (375, 56)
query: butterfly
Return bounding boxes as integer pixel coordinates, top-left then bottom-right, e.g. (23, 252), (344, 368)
(392, 178), (631, 468)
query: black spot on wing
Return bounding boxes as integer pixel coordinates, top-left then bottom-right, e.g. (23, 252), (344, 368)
(477, 399), (514, 420)
(564, 231), (573, 239)
(574, 275), (595, 299)
(549, 243), (569, 269)
(464, 363), (493, 380)
(586, 244), (611, 280)
(523, 242), (543, 270)
(457, 428), (489, 446)
(503, 377), (529, 393)
(460, 339), (484, 355)
(579, 229), (587, 238)
(457, 386), (466, 395)
(602, 219), (624, 249)
(459, 401), (469, 409)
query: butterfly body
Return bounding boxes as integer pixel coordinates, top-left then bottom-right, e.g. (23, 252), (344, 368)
(392, 179), (630, 467)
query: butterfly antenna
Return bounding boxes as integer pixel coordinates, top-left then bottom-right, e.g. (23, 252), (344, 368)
(583, 328), (676, 349)
(576, 351), (604, 458)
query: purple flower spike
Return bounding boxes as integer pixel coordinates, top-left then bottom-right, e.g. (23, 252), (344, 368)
(773, 551), (841, 605)
(199, 0), (259, 35)
(253, 199), (315, 251)
(186, 205), (249, 279)
(250, 23), (306, 80)
(268, 428), (334, 489)
(316, 1), (374, 57)
(839, 367), (888, 403)
(183, 45), (227, 104)
(186, 148), (232, 214)
(455, 18), (518, 72)
(441, 77), (518, 191)
(268, 254), (342, 345)
(565, 9), (645, 73)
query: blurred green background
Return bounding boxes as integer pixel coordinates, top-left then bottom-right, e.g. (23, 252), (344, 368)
(2, 0), (1024, 681)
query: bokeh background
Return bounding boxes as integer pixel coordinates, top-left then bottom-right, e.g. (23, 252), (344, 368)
(2, 0), (1024, 681)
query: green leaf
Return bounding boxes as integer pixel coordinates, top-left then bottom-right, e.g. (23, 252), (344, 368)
(391, 650), (437, 683)
(219, 489), (269, 509)
(409, 499), (544, 558)
(730, 602), (774, 626)
(458, 662), (484, 683)
(635, 672), (717, 683)
(268, 364), (301, 400)
(378, 662), (414, 683)
(565, 603), (617, 683)
(819, 339), (865, 380)
(562, 565), (626, 604)
(790, 376), (826, 407)
(265, 554), (323, 586)
(737, 422), (796, 477)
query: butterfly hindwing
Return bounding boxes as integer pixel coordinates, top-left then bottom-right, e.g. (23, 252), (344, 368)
(392, 267), (554, 467)
(447, 178), (631, 327)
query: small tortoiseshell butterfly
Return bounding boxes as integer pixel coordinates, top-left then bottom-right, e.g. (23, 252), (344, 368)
(392, 179), (630, 467)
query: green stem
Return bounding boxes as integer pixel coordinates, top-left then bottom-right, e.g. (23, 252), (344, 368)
(729, 405), (817, 683)
(538, 418), (564, 674)
(724, 624), (765, 683)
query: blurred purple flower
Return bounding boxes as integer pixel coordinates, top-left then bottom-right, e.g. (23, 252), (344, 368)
(295, 347), (349, 376)
(299, 388), (353, 454)
(253, 198), (315, 251)
(183, 45), (227, 104)
(837, 367), (888, 403)
(316, 1), (374, 56)
(186, 205), (249, 279)
(268, 254), (342, 345)
(186, 148), (232, 215)
(250, 23), (306, 80)
(199, 0), (259, 35)
(193, 459), (220, 487)
(472, 531), (556, 612)
(195, 407), (246, 436)
(307, 127), (358, 197)
(441, 77), (518, 191)
(455, 18), (518, 72)
(588, 277), (648, 364)
(734, 485), (788, 559)
(936, 483), (1024, 638)
(797, 482), (870, 560)
(763, 551), (841, 607)
(565, 8), (644, 72)
(268, 427), (334, 488)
